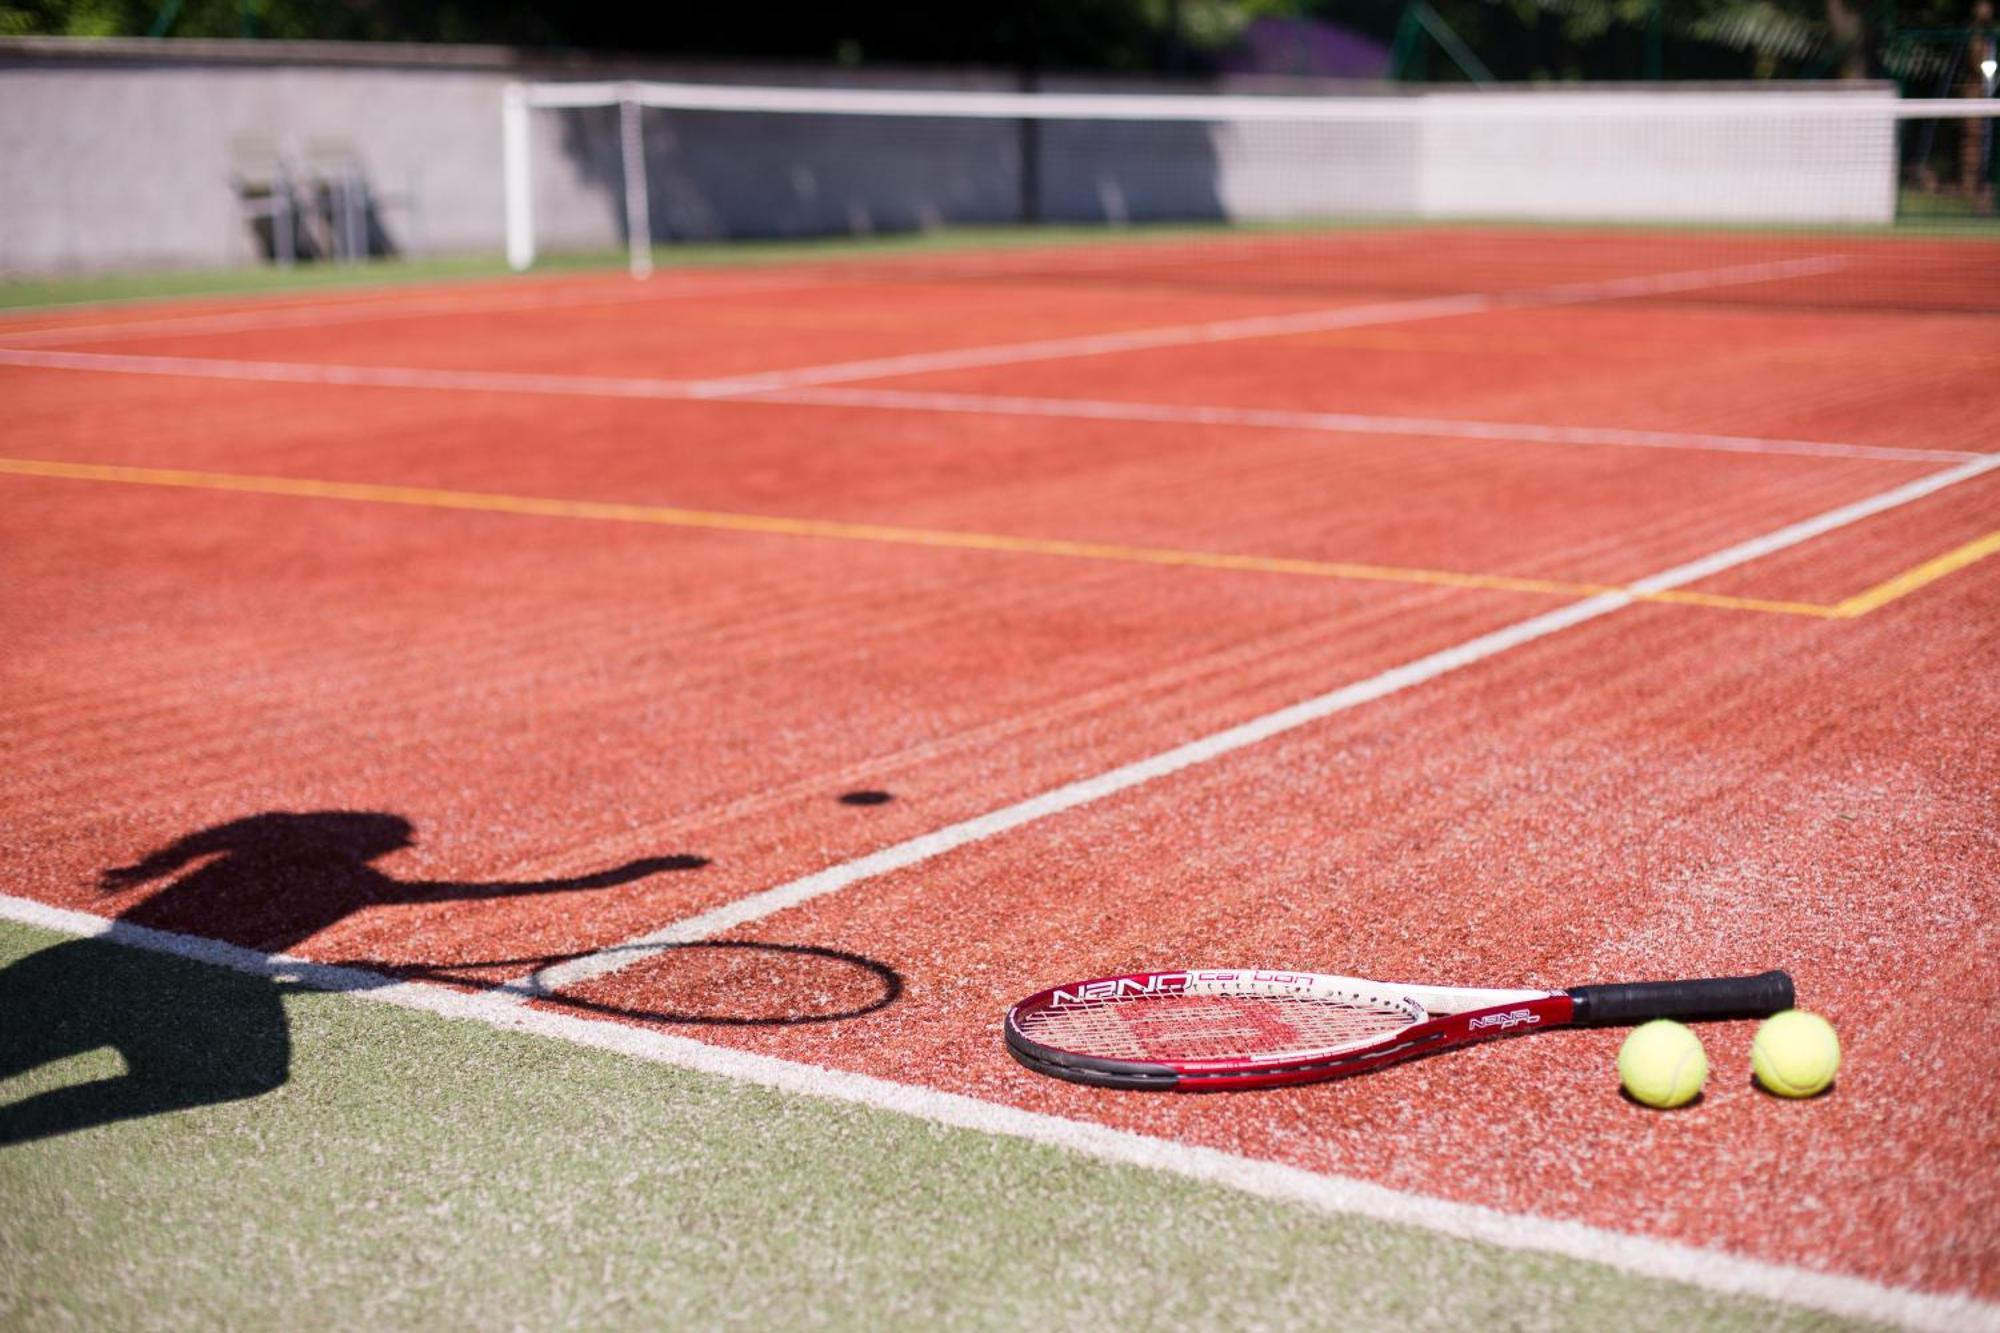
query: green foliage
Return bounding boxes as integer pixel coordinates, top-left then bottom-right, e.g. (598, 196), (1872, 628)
(0, 0), (1213, 65)
(0, 0), (131, 38)
(0, 0), (1989, 85)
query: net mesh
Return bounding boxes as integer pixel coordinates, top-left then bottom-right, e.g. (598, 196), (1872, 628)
(511, 82), (2000, 315)
(1014, 989), (1415, 1064)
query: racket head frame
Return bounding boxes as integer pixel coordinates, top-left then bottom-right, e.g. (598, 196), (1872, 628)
(1003, 967), (1569, 1091)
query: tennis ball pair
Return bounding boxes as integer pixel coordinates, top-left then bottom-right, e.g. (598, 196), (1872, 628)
(1617, 1010), (1840, 1108)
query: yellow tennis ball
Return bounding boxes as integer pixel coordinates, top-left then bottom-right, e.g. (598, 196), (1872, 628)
(1617, 1019), (1708, 1108)
(1751, 1010), (1840, 1098)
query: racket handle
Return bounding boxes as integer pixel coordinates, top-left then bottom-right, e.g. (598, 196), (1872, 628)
(1567, 970), (1794, 1026)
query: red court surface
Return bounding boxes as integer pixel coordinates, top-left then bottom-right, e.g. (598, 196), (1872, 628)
(585, 569), (2000, 1295)
(1, 365), (1951, 580)
(816, 226), (2000, 312)
(877, 304), (2000, 454)
(4, 231), (1996, 1306)
(0, 274), (1365, 380)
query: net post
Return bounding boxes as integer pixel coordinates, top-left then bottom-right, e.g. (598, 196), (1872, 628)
(1017, 67), (1041, 226)
(619, 85), (654, 280)
(502, 82), (535, 272)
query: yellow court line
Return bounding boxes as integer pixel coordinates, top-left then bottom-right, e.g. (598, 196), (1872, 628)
(0, 454), (1929, 621)
(1829, 527), (2000, 618)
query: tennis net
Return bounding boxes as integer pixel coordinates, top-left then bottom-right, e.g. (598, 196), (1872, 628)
(502, 81), (2000, 314)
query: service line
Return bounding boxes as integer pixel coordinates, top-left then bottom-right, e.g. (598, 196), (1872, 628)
(4, 255), (1916, 471)
(0, 350), (1969, 468)
(746, 385), (1984, 466)
(680, 256), (1847, 397)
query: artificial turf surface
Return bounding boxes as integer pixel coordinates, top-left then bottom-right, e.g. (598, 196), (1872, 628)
(0, 919), (1878, 1330)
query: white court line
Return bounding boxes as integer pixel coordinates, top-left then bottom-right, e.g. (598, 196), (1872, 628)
(754, 386), (1984, 465)
(682, 256), (1848, 397)
(512, 449), (2000, 1000)
(4, 316), (1962, 468)
(681, 291), (1488, 395)
(0, 247), (1824, 353)
(0, 892), (1990, 1333)
(0, 255), (1892, 470)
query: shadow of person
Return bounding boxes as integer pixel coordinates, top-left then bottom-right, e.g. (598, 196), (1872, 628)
(0, 810), (705, 1146)
(98, 811), (706, 954)
(0, 936), (289, 1147)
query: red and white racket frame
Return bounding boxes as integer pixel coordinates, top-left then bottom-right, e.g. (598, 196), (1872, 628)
(1004, 966), (1793, 1091)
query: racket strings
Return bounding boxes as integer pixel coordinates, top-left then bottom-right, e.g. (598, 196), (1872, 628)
(1017, 991), (1416, 1063)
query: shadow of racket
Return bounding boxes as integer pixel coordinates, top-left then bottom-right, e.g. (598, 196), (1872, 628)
(330, 939), (903, 1027)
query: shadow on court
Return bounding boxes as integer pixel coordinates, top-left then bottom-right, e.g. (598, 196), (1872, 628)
(0, 810), (901, 1146)
(0, 935), (292, 1148)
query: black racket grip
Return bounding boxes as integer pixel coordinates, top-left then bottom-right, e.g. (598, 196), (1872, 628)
(1567, 971), (1793, 1026)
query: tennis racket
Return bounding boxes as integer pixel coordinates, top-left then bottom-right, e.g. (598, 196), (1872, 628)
(1004, 966), (1793, 1091)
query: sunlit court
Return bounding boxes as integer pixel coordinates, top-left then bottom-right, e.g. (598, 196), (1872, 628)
(3, 29), (1998, 1332)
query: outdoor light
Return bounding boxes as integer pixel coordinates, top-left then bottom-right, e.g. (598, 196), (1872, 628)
(1983, 57), (1998, 79)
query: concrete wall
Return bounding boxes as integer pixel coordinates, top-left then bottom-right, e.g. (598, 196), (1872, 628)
(589, 86), (1896, 246)
(1414, 91), (1898, 224)
(0, 40), (1036, 273)
(0, 40), (1903, 275)
(0, 59), (584, 270)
